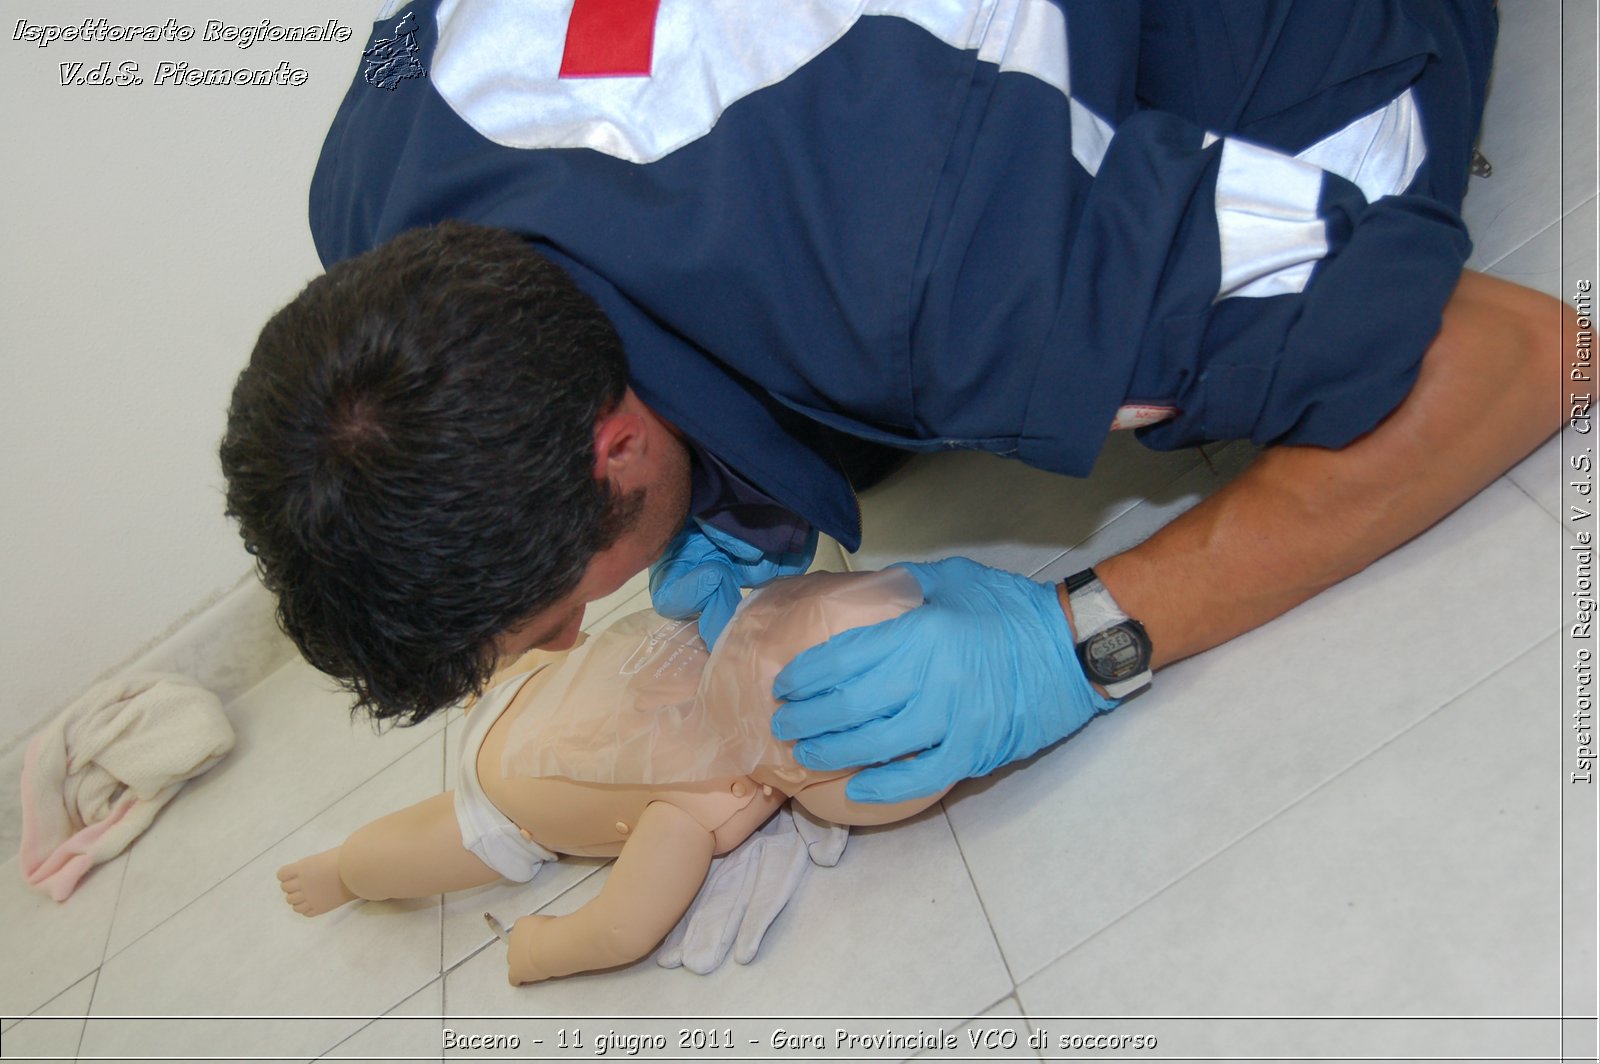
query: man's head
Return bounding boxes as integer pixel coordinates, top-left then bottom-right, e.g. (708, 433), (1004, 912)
(220, 221), (689, 725)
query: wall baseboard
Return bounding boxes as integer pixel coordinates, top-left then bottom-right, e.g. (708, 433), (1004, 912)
(0, 572), (298, 865)
(2, 573), (297, 757)
(122, 573), (300, 708)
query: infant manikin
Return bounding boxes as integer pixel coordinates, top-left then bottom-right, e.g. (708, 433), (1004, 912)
(278, 569), (948, 985)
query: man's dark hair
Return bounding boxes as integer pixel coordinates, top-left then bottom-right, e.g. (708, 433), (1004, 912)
(220, 221), (639, 725)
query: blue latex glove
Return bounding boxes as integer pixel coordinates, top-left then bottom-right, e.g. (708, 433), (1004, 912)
(770, 557), (1120, 803)
(649, 520), (819, 648)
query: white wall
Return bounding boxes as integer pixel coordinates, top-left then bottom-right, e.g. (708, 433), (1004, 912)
(1, 1), (379, 749)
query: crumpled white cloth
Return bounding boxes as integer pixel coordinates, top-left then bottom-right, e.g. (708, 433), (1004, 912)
(19, 673), (235, 901)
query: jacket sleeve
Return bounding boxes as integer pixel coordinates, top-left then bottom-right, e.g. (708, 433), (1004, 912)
(1056, 0), (1492, 451)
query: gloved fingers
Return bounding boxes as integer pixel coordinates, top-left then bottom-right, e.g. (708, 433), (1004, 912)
(648, 528), (709, 585)
(895, 558), (1058, 636)
(649, 559), (738, 620)
(775, 670), (924, 753)
(695, 579), (743, 650)
(745, 527), (820, 581)
(842, 748), (961, 804)
(789, 709), (942, 772)
(693, 519), (771, 565)
(890, 556), (982, 597)
(732, 831), (811, 966)
(791, 804), (848, 867)
(770, 617), (913, 705)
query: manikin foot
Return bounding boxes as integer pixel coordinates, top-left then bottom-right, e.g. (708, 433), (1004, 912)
(277, 847), (358, 916)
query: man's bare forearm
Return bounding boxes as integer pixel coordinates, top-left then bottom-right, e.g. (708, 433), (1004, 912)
(1080, 270), (1573, 671)
(1093, 445), (1392, 669)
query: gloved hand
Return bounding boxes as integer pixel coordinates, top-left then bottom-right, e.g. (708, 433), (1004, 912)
(771, 556), (1120, 803)
(649, 520), (818, 648)
(655, 805), (847, 974)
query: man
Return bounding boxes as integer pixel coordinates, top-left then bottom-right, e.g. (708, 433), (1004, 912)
(222, 0), (1569, 804)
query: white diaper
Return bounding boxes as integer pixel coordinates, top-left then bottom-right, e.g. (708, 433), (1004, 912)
(453, 671), (558, 882)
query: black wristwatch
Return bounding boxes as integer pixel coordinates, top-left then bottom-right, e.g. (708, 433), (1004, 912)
(1063, 568), (1153, 700)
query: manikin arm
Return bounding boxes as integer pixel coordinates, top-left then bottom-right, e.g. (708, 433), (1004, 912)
(507, 800), (715, 985)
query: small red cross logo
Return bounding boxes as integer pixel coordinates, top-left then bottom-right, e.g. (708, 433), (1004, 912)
(560, 0), (662, 78)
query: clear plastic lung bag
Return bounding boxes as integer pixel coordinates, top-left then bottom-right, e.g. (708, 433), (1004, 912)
(499, 568), (923, 785)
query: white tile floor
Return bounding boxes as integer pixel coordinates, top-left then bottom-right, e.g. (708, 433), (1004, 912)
(3, 3), (1596, 1061)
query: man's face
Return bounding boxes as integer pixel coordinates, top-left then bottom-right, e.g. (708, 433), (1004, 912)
(494, 513), (669, 655)
(494, 421), (692, 659)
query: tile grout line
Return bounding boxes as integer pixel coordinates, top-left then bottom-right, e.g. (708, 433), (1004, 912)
(438, 862), (611, 982)
(890, 991), (1026, 1064)
(79, 853), (132, 1037)
(310, 978), (435, 1064)
(1475, 192), (1598, 274)
(93, 726), (444, 976)
(1009, 627), (1562, 989)
(296, 715), (457, 1061)
(1504, 464), (1580, 534)
(2, 969), (100, 1059)
(72, 968), (98, 1064)
(937, 798), (1027, 997)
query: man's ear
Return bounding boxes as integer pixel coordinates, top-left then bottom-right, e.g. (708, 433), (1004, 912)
(591, 391), (647, 483)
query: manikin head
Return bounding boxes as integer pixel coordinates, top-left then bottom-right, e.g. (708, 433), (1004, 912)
(220, 222), (690, 725)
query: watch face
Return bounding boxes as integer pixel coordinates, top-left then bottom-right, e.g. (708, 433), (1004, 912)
(1084, 622), (1151, 683)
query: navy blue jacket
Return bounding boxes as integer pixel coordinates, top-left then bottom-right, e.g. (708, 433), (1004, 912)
(311, 0), (1494, 550)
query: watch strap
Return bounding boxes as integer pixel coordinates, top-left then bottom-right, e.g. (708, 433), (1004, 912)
(1064, 568), (1152, 700)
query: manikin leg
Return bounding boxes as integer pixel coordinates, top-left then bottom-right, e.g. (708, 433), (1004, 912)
(277, 792), (503, 916)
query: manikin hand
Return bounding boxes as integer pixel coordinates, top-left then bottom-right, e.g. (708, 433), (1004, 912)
(504, 913), (555, 986)
(771, 557), (1120, 803)
(649, 521), (819, 648)
(656, 805), (847, 974)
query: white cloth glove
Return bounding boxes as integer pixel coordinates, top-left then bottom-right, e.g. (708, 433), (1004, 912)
(790, 802), (847, 867)
(656, 804), (847, 973)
